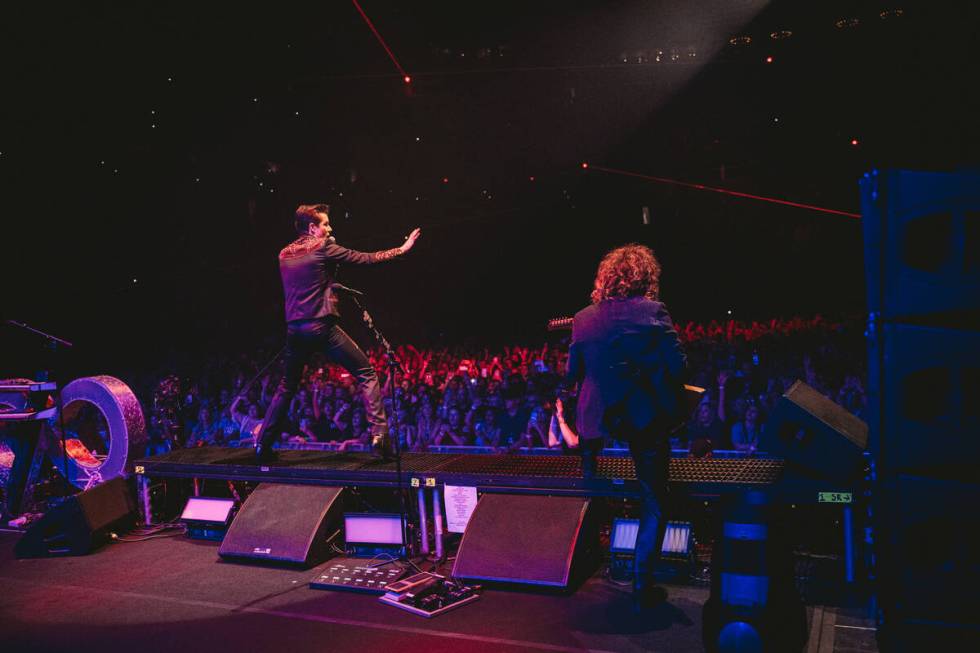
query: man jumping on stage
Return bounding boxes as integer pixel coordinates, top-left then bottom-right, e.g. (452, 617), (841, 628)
(565, 244), (687, 612)
(254, 203), (421, 462)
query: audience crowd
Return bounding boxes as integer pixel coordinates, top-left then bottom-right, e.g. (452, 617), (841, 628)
(140, 315), (868, 457)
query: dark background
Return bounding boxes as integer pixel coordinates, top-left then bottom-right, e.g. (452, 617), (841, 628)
(2, 0), (977, 378)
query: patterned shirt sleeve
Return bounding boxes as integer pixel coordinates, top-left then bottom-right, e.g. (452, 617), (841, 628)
(372, 247), (403, 262)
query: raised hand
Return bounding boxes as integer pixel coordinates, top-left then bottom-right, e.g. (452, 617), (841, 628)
(400, 227), (422, 253)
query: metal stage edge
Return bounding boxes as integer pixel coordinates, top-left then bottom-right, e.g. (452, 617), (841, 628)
(132, 447), (849, 508)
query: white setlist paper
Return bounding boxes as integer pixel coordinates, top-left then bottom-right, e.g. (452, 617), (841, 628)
(443, 485), (478, 533)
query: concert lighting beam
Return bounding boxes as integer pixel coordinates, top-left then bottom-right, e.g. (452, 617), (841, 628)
(587, 164), (861, 219)
(351, 0), (411, 83)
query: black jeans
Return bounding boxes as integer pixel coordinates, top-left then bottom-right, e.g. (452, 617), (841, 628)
(628, 438), (670, 584)
(257, 318), (387, 447)
(580, 435), (669, 585)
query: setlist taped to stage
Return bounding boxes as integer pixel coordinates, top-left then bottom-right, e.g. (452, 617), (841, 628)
(444, 485), (478, 533)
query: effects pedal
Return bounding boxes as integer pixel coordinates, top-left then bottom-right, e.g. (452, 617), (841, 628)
(379, 573), (481, 618)
(382, 571), (441, 596)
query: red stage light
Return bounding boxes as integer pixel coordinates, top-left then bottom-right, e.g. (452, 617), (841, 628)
(588, 164), (861, 219)
(765, 55), (774, 64)
(581, 162), (589, 169)
(352, 0), (411, 84)
(850, 138), (859, 146)
(442, 177), (449, 184)
(529, 176), (535, 182)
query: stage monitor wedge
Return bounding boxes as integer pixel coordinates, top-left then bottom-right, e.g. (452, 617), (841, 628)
(452, 494), (597, 589)
(762, 380), (867, 482)
(218, 484), (344, 568)
(15, 477), (137, 558)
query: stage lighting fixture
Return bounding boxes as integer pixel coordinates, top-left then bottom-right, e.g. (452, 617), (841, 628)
(610, 518), (692, 557)
(180, 497), (236, 541)
(609, 518), (693, 582)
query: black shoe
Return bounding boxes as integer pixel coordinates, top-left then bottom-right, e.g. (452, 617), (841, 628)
(632, 582), (667, 614)
(255, 443), (278, 463)
(371, 433), (394, 460)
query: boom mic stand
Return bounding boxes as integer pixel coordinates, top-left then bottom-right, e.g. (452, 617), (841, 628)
(5, 320), (74, 488)
(342, 290), (413, 557)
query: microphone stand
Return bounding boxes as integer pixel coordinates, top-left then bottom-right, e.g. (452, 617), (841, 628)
(5, 320), (74, 488)
(344, 293), (412, 558)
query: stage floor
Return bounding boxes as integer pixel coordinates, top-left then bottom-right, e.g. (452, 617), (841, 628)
(0, 532), (877, 653)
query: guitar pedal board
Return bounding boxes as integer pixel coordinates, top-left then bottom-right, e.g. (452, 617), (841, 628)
(379, 572), (481, 618)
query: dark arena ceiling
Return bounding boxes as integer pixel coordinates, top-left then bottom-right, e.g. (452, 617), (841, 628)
(2, 0), (977, 372)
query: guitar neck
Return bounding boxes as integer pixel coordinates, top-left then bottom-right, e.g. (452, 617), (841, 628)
(547, 316), (573, 331)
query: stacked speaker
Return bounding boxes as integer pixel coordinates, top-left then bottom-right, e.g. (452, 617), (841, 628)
(860, 169), (980, 649)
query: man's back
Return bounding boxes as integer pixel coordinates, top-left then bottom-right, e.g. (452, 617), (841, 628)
(568, 296), (686, 440)
(279, 236), (334, 323)
(279, 236), (396, 323)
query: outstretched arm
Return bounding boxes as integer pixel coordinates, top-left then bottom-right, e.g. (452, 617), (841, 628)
(324, 228), (422, 264)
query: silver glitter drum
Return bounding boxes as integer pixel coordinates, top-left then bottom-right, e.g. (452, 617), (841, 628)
(48, 375), (147, 490)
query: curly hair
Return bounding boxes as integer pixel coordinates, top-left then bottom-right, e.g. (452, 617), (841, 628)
(590, 244), (661, 303)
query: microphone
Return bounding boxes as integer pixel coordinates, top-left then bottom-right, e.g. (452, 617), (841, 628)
(330, 282), (364, 296)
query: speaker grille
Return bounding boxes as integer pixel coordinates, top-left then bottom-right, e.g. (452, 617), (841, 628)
(453, 495), (593, 587)
(77, 477), (137, 532)
(218, 484), (343, 566)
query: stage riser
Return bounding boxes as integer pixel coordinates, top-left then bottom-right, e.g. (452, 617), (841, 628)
(134, 450), (847, 506)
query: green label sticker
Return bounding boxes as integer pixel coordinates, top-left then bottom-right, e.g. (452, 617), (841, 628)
(817, 492), (852, 504)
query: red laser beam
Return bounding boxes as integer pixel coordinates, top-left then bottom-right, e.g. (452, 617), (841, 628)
(587, 164), (861, 219)
(351, 0), (409, 82)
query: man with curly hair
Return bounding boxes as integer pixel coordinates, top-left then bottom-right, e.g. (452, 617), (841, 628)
(566, 243), (687, 611)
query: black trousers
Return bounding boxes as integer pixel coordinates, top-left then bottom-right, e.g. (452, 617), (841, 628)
(581, 435), (669, 585)
(257, 318), (387, 447)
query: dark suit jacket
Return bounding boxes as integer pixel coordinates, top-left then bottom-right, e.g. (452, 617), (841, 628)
(279, 236), (398, 323)
(566, 297), (687, 441)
